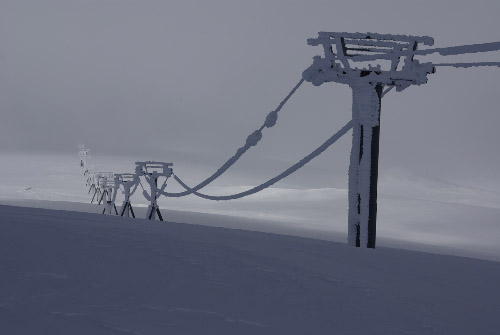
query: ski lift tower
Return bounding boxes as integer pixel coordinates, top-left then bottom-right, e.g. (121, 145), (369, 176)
(113, 173), (140, 218)
(88, 171), (101, 203)
(135, 161), (173, 221)
(303, 32), (436, 248)
(78, 145), (90, 174)
(98, 173), (118, 215)
(85, 165), (95, 187)
(90, 171), (113, 204)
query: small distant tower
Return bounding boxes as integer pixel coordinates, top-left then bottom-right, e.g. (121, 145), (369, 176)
(98, 172), (117, 215)
(113, 173), (140, 218)
(135, 161), (173, 221)
(303, 32), (436, 248)
(78, 145), (90, 175)
(89, 172), (101, 203)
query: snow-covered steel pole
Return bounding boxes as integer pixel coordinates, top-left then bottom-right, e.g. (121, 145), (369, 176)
(304, 32), (436, 248)
(147, 177), (159, 220)
(304, 32), (500, 247)
(78, 145), (90, 175)
(348, 83), (382, 247)
(122, 187), (132, 217)
(122, 187), (130, 217)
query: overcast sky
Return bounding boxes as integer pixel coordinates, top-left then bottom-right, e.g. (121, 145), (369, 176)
(1, 0), (499, 185)
(1, 0), (499, 256)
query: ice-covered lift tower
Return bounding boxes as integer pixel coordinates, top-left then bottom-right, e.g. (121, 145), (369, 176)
(98, 173), (118, 215)
(78, 145), (90, 174)
(303, 32), (500, 248)
(135, 161), (173, 221)
(113, 173), (140, 218)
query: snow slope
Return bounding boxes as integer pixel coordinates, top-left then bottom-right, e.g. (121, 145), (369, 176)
(1, 204), (499, 334)
(2, 153), (500, 262)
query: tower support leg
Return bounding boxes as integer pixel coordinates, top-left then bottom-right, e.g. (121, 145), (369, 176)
(129, 204), (135, 218)
(347, 83), (382, 248)
(147, 204), (157, 220)
(91, 188), (98, 203)
(156, 207), (163, 221)
(121, 201), (129, 217)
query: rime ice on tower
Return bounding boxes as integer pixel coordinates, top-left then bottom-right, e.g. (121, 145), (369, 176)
(89, 171), (112, 204)
(85, 165), (95, 187)
(75, 34), (500, 242)
(97, 172), (117, 215)
(88, 171), (101, 203)
(303, 32), (436, 248)
(97, 172), (118, 215)
(113, 173), (140, 218)
(135, 161), (173, 221)
(78, 145), (91, 175)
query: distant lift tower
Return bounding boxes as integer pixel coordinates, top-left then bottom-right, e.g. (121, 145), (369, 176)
(89, 171), (101, 203)
(98, 173), (118, 215)
(90, 171), (113, 204)
(113, 173), (140, 218)
(85, 165), (96, 189)
(78, 145), (90, 174)
(135, 161), (173, 221)
(303, 32), (436, 248)
(303, 32), (500, 248)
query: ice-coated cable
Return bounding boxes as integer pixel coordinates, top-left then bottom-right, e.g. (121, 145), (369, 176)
(129, 183), (139, 197)
(381, 86), (393, 98)
(161, 78), (305, 198)
(170, 120), (353, 200)
(138, 180), (146, 192)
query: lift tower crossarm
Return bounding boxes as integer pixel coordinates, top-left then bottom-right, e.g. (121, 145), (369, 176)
(349, 41), (500, 62)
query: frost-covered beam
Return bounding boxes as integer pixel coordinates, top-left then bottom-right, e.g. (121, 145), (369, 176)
(308, 32), (434, 47)
(433, 62), (500, 68)
(344, 39), (408, 49)
(350, 41), (500, 62)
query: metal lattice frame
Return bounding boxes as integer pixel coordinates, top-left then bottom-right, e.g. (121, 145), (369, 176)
(135, 161), (173, 221)
(114, 173), (140, 218)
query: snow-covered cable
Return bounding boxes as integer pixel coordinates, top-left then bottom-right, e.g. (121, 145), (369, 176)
(162, 78), (305, 198)
(138, 180), (146, 192)
(170, 120), (353, 200)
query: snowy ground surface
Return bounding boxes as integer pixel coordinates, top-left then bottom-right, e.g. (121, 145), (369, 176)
(2, 153), (500, 262)
(1, 204), (500, 335)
